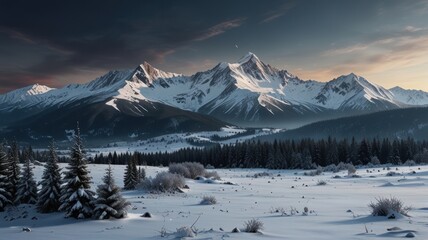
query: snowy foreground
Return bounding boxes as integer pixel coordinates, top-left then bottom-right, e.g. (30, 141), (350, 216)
(1, 164), (428, 239)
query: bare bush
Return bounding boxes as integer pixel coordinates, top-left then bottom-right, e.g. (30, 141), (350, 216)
(146, 171), (185, 192)
(347, 164), (357, 176)
(289, 206), (299, 215)
(205, 164), (215, 169)
(183, 162), (205, 179)
(336, 162), (346, 171)
(205, 171), (221, 180)
(369, 197), (410, 217)
(244, 218), (264, 233)
(323, 164), (338, 173)
(303, 207), (309, 215)
(169, 162), (206, 179)
(175, 226), (196, 238)
(316, 180), (327, 186)
(169, 162), (222, 180)
(169, 163), (191, 178)
(304, 166), (323, 176)
(200, 195), (217, 205)
(253, 172), (271, 178)
(270, 207), (287, 216)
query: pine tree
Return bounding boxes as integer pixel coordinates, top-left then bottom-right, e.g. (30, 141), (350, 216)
(123, 158), (137, 190)
(59, 124), (95, 219)
(290, 152), (302, 169)
(301, 148), (314, 169)
(132, 157), (139, 183)
(27, 145), (34, 161)
(7, 140), (20, 204)
(390, 140), (402, 165)
(326, 139), (339, 165)
(266, 146), (277, 169)
(37, 140), (62, 213)
(358, 139), (371, 165)
(0, 145), (12, 211)
(138, 166), (146, 181)
(16, 157), (38, 204)
(93, 164), (130, 219)
(275, 148), (286, 169)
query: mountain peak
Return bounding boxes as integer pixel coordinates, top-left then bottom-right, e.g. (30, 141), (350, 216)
(0, 83), (53, 107)
(390, 86), (404, 91)
(338, 72), (358, 79)
(141, 61), (156, 73)
(24, 84), (53, 95)
(132, 62), (182, 86)
(238, 52), (261, 64)
(334, 73), (368, 84)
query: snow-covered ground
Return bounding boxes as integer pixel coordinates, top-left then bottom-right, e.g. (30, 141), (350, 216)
(1, 164), (428, 239)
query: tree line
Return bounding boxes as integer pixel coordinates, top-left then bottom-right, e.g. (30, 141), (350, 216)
(92, 137), (428, 168)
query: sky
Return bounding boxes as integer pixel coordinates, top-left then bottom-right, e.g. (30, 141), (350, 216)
(0, 0), (428, 93)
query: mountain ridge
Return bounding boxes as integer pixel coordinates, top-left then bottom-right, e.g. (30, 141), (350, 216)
(1, 53), (427, 142)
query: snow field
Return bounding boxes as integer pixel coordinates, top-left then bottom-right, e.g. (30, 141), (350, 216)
(1, 164), (428, 239)
(87, 127), (281, 156)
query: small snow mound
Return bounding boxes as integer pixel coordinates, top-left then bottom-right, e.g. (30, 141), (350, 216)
(406, 232), (416, 238)
(380, 229), (417, 238)
(175, 226), (196, 238)
(379, 182), (395, 187)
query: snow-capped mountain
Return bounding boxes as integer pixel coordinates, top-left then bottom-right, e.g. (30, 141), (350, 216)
(0, 52), (427, 142)
(126, 52), (417, 127)
(0, 70), (131, 112)
(389, 86), (428, 106)
(0, 84), (53, 110)
(314, 73), (401, 111)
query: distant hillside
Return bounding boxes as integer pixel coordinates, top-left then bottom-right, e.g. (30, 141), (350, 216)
(262, 107), (428, 140)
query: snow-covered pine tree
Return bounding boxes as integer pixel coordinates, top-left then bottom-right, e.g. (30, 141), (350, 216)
(16, 157), (38, 204)
(93, 164), (130, 219)
(0, 145), (12, 211)
(59, 124), (95, 219)
(132, 157), (139, 184)
(138, 166), (146, 181)
(123, 158), (137, 190)
(8, 140), (20, 204)
(37, 140), (62, 213)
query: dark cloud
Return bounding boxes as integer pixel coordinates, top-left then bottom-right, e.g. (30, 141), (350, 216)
(0, 0), (427, 93)
(1, 0), (277, 92)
